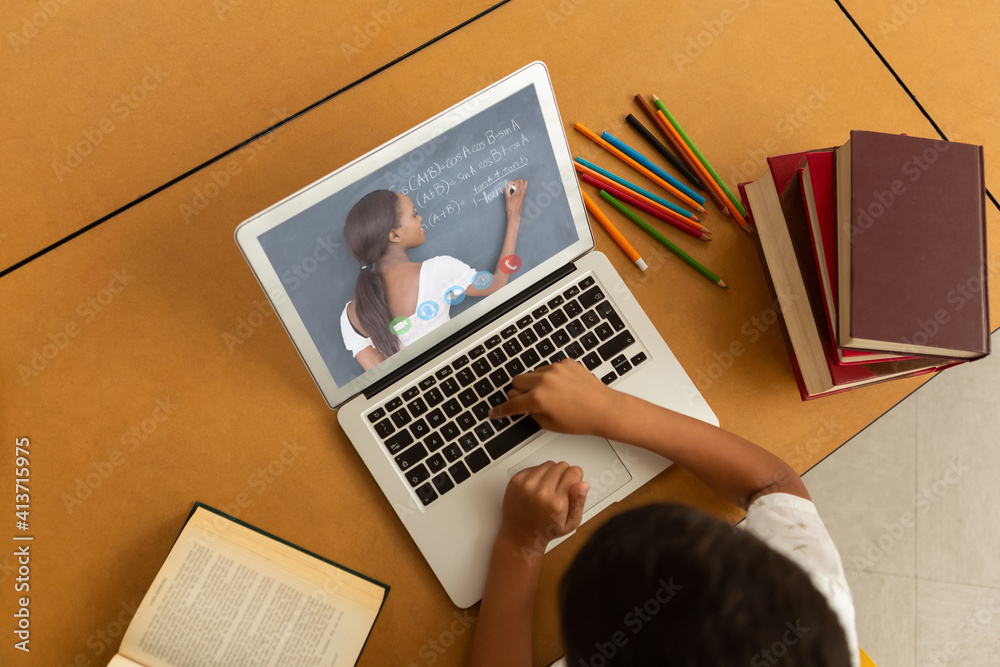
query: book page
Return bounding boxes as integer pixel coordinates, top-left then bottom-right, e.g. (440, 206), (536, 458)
(118, 507), (385, 667)
(107, 655), (145, 667)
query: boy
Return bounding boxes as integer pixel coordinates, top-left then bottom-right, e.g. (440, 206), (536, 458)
(466, 360), (859, 666)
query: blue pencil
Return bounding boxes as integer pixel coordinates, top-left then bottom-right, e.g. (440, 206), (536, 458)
(574, 157), (698, 220)
(601, 131), (707, 206)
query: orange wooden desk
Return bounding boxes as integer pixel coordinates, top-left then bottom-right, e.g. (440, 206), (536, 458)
(0, 0), (502, 273)
(1, 1), (997, 666)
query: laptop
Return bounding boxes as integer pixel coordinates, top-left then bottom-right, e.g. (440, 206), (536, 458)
(235, 61), (718, 608)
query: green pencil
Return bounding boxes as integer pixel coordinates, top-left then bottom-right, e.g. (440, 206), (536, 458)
(599, 190), (727, 289)
(652, 94), (748, 218)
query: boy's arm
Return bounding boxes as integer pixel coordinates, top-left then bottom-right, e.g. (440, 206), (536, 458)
(466, 462), (589, 667)
(488, 361), (808, 508)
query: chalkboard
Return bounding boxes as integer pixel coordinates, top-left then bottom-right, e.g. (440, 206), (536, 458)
(258, 83), (579, 388)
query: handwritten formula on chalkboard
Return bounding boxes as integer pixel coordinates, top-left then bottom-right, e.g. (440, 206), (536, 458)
(257, 83), (580, 387)
(391, 118), (531, 226)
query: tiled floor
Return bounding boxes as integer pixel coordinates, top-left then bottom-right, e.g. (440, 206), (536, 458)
(804, 329), (1000, 666)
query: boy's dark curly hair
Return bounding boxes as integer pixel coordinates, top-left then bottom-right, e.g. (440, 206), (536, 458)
(559, 503), (852, 666)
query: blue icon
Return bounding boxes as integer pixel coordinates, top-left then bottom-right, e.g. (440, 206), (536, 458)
(417, 300), (439, 320)
(472, 270), (493, 290)
(443, 286), (466, 305)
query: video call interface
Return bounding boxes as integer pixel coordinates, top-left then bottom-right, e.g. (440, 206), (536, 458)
(257, 84), (581, 390)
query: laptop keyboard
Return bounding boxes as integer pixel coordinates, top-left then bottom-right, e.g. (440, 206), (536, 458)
(365, 274), (648, 507)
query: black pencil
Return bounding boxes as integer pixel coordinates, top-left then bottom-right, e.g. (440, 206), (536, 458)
(625, 113), (704, 191)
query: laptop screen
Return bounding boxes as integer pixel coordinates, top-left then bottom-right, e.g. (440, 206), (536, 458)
(236, 63), (592, 407)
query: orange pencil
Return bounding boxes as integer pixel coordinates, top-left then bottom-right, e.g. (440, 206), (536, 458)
(646, 105), (732, 218)
(574, 123), (708, 214)
(581, 191), (647, 271)
(574, 164), (711, 235)
(633, 93), (723, 213)
(656, 109), (750, 232)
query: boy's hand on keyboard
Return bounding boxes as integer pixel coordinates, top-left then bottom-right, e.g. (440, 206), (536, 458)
(488, 360), (618, 437)
(498, 460), (589, 555)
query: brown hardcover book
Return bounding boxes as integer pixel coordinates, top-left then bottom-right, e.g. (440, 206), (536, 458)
(106, 503), (388, 667)
(741, 169), (957, 400)
(836, 130), (990, 359)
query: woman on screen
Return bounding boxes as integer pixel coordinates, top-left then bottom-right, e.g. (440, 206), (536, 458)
(340, 180), (527, 371)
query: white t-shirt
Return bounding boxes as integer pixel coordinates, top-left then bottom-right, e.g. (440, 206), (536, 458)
(549, 493), (860, 667)
(340, 255), (478, 356)
(743, 493), (860, 667)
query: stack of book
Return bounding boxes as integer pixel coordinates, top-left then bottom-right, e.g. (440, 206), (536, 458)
(740, 130), (989, 399)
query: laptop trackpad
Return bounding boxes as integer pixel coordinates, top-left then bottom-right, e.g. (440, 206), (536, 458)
(506, 434), (632, 514)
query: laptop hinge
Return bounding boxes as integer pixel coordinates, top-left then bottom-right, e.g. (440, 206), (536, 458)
(363, 261), (578, 399)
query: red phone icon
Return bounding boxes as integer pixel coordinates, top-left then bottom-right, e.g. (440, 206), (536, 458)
(500, 254), (521, 274)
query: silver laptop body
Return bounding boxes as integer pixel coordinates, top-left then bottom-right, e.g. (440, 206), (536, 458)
(236, 62), (718, 607)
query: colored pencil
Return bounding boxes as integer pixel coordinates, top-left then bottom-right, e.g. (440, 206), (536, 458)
(599, 190), (727, 289)
(632, 93), (718, 210)
(574, 157), (700, 223)
(579, 173), (711, 241)
(652, 94), (748, 218)
(576, 166), (710, 236)
(573, 123), (708, 213)
(601, 131), (706, 206)
(655, 109), (750, 232)
(624, 113), (703, 190)
(581, 191), (647, 271)
(650, 107), (734, 220)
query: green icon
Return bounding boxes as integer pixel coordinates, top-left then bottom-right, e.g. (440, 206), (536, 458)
(390, 316), (411, 336)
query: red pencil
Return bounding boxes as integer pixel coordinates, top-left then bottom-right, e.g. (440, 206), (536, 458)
(573, 161), (706, 229)
(579, 173), (711, 241)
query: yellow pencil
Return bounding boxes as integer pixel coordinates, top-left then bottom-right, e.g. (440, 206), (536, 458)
(581, 191), (647, 271)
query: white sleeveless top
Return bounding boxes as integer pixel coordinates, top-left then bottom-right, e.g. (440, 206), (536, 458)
(340, 255), (478, 356)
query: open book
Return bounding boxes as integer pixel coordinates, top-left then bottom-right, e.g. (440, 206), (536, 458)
(108, 503), (388, 667)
